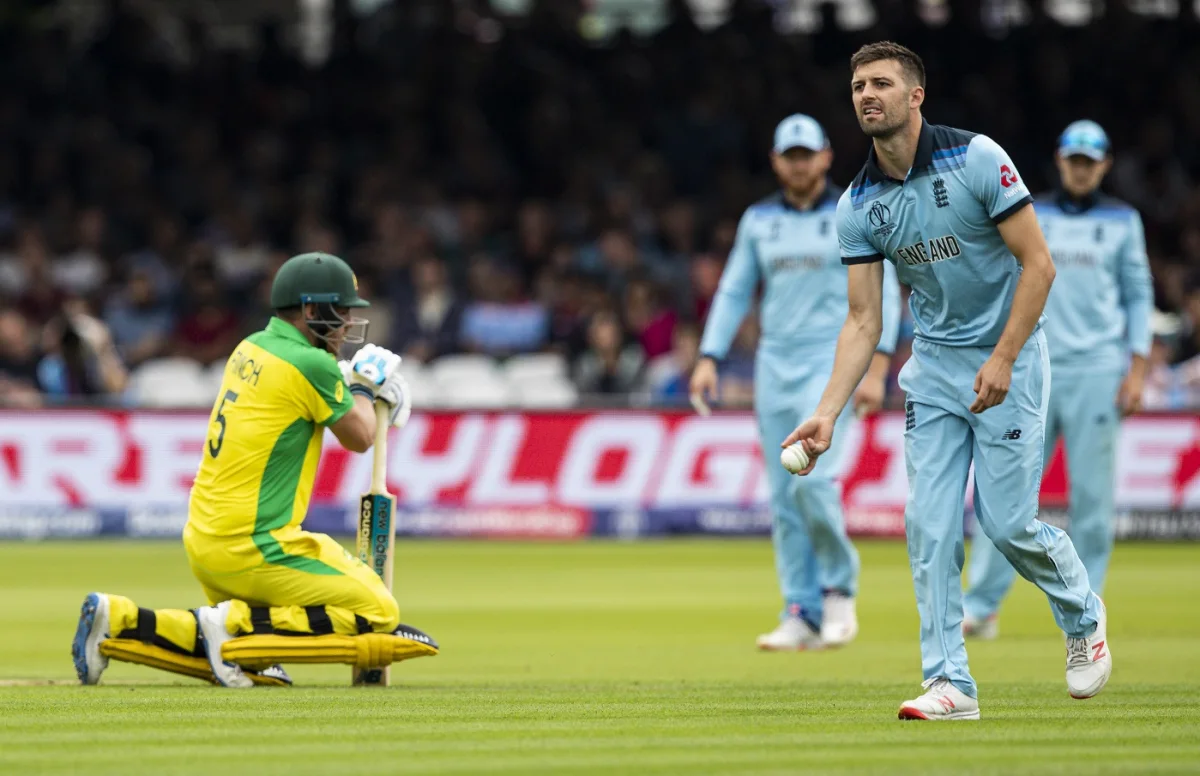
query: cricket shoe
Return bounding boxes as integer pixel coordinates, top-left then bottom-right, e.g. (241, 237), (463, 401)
(820, 593), (858, 647)
(72, 592), (110, 685)
(1066, 599), (1112, 699)
(756, 616), (823, 651)
(898, 678), (980, 721)
(963, 613), (999, 641)
(197, 601), (254, 689)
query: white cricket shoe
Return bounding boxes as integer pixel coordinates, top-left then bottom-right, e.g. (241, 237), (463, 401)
(756, 616), (823, 651)
(820, 593), (858, 647)
(898, 678), (981, 721)
(72, 592), (110, 685)
(1066, 599), (1112, 699)
(963, 613), (999, 641)
(197, 601), (254, 689)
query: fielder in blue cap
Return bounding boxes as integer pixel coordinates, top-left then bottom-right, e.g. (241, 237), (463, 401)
(691, 114), (901, 651)
(963, 119), (1155, 639)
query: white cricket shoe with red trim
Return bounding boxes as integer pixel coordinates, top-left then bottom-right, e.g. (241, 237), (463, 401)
(963, 613), (999, 641)
(898, 678), (981, 721)
(1067, 599), (1112, 699)
(756, 616), (823, 651)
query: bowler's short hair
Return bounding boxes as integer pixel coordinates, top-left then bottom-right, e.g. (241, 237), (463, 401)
(850, 42), (926, 88)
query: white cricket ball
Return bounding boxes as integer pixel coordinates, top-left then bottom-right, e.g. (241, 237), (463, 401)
(780, 443), (810, 474)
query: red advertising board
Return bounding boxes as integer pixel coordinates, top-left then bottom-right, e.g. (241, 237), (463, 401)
(1, 410), (1197, 539)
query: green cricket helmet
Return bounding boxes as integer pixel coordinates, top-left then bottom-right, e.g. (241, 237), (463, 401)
(270, 252), (370, 352)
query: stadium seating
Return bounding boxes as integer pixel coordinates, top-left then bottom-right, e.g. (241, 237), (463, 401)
(512, 378), (578, 408)
(394, 359), (443, 408)
(203, 361), (229, 399)
(502, 353), (578, 408)
(502, 353), (569, 383)
(125, 353), (594, 409)
(128, 358), (220, 408)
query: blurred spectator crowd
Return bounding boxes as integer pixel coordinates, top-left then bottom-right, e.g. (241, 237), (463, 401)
(0, 0), (1198, 410)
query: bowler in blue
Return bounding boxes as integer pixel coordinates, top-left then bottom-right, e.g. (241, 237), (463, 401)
(690, 113), (901, 652)
(963, 121), (1154, 639)
(782, 42), (1111, 720)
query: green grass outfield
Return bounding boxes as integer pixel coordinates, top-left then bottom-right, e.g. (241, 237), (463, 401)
(1, 539), (1198, 775)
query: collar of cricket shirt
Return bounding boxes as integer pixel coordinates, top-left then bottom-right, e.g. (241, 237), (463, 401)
(777, 179), (839, 212)
(863, 119), (936, 186)
(267, 315), (313, 345)
(1054, 189), (1100, 214)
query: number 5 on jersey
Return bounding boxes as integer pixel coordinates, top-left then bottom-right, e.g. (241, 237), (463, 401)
(209, 390), (239, 458)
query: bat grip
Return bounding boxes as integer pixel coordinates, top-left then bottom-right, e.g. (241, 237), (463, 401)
(371, 400), (389, 493)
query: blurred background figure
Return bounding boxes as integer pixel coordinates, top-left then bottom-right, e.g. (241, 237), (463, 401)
(1143, 310), (1184, 410)
(36, 303), (128, 403)
(0, 309), (43, 408)
(54, 207), (110, 301)
(573, 309), (644, 395)
(643, 319), (702, 405)
(173, 269), (242, 368)
(623, 275), (678, 361)
(459, 254), (549, 357)
(104, 269), (175, 368)
(393, 254), (463, 362)
(350, 271), (394, 351)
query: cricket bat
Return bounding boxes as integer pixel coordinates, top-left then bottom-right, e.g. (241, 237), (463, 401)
(352, 400), (397, 687)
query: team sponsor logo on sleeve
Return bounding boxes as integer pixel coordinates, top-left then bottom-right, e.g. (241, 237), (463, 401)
(999, 164), (1019, 188)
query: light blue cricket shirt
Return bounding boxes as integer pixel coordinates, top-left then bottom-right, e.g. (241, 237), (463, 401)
(701, 184), (901, 360)
(837, 120), (1035, 349)
(1035, 191), (1154, 372)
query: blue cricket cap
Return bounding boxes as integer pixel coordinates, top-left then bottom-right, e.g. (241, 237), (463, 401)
(773, 114), (827, 154)
(1058, 120), (1110, 161)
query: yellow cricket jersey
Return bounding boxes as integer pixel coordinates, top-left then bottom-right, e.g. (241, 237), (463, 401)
(187, 317), (354, 555)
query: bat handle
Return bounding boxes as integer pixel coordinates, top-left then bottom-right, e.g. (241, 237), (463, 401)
(371, 400), (389, 493)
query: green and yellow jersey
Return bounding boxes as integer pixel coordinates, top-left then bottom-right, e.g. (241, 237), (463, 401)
(188, 317), (353, 547)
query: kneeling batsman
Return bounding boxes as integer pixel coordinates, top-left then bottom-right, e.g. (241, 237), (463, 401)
(71, 251), (436, 688)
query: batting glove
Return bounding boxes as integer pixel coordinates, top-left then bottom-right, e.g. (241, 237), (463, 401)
(348, 344), (401, 401)
(382, 372), (413, 428)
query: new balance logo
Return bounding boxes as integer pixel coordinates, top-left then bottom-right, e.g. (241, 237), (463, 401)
(1001, 428), (1022, 440)
(937, 695), (956, 712)
(1092, 640), (1107, 662)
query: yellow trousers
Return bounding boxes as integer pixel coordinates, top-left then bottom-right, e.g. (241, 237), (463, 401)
(104, 524), (399, 657)
(185, 523), (399, 636)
